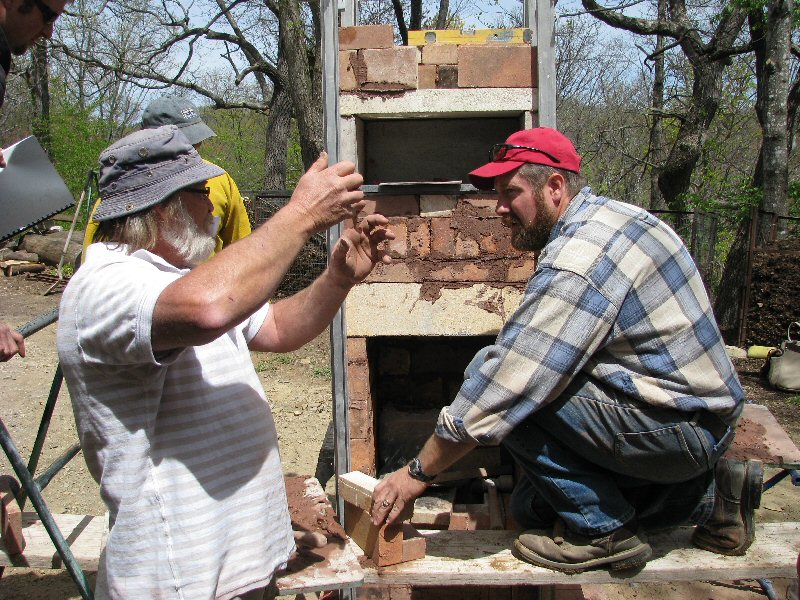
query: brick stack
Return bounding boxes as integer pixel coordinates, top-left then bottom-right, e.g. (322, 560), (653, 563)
(339, 25), (537, 92)
(338, 25), (538, 478)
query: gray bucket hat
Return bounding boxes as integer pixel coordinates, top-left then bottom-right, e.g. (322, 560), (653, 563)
(94, 125), (224, 223)
(141, 95), (216, 145)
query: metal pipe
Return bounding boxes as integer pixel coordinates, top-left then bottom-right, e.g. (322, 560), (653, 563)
(15, 308), (59, 338)
(33, 443), (81, 492)
(0, 419), (94, 599)
(19, 365), (64, 510)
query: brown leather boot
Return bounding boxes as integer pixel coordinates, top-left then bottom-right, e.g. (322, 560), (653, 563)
(514, 519), (652, 573)
(692, 458), (763, 556)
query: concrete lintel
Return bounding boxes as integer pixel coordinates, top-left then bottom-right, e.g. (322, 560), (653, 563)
(345, 282), (523, 337)
(340, 88), (536, 118)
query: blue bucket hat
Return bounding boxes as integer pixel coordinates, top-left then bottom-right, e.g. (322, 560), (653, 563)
(94, 125), (224, 222)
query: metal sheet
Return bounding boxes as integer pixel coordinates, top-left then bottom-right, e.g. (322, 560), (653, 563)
(0, 136), (74, 242)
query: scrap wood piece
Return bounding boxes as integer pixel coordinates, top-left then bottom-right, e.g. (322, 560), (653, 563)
(1, 260), (46, 276)
(338, 471), (425, 567)
(0, 475), (24, 555)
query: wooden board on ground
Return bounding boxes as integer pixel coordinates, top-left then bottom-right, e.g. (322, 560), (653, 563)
(727, 404), (800, 468)
(0, 512), (107, 570)
(357, 522), (800, 586)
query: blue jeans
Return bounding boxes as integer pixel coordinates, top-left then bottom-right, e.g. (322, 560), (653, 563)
(465, 350), (734, 536)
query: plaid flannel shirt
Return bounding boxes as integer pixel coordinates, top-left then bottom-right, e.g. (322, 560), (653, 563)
(437, 188), (744, 446)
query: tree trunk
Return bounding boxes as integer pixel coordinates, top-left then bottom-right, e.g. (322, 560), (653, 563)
(263, 56), (293, 190)
(391, 0), (409, 45)
(27, 43), (52, 156)
(277, 0), (323, 168)
(435, 0), (450, 29)
(648, 0), (667, 210)
(757, 0), (791, 220)
(410, 0), (423, 31)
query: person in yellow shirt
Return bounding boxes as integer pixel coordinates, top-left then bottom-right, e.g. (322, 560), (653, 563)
(83, 95), (252, 255)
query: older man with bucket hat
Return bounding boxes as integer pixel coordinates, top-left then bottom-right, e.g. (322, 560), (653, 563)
(372, 127), (759, 573)
(58, 124), (393, 600)
(84, 95), (252, 255)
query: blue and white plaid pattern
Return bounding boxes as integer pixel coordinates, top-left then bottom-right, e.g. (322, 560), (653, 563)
(437, 188), (744, 445)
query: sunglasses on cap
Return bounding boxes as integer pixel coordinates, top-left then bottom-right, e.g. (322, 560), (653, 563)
(32, 0), (61, 25)
(183, 186), (211, 197)
(491, 143), (561, 164)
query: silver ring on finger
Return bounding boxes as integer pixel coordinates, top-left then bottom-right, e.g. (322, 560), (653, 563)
(381, 499), (391, 508)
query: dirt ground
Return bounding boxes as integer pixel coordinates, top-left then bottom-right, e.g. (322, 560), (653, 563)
(0, 274), (798, 599)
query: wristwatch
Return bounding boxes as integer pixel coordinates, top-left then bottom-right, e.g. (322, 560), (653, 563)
(407, 457), (435, 483)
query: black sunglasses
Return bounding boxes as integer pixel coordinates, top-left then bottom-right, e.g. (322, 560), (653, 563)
(32, 0), (61, 25)
(183, 186), (211, 197)
(491, 143), (561, 164)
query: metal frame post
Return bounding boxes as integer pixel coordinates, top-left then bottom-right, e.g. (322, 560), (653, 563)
(321, 0), (352, 523)
(528, 0), (556, 127)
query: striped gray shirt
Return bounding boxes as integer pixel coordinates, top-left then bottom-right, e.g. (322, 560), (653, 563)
(58, 243), (294, 600)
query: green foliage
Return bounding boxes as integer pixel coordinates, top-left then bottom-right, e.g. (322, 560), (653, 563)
(787, 394), (800, 406)
(202, 108), (268, 191)
(312, 366), (331, 379)
(41, 93), (110, 202)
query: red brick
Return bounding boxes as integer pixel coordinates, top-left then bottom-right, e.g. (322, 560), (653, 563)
(421, 44), (458, 65)
(339, 25), (394, 50)
(480, 233), (498, 254)
(361, 196), (419, 217)
(361, 47), (419, 89)
(347, 336), (368, 363)
(463, 196), (498, 216)
(350, 438), (376, 475)
(437, 64), (458, 88)
(387, 219), (408, 258)
(408, 220), (430, 257)
(430, 262), (491, 282)
(364, 261), (418, 283)
(508, 258), (536, 282)
(418, 64), (437, 89)
(340, 50), (358, 91)
(455, 232), (481, 258)
(430, 217), (455, 257)
(458, 45), (536, 88)
(348, 364), (372, 403)
(349, 399), (374, 439)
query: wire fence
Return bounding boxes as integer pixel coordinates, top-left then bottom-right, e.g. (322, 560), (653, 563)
(243, 191), (328, 298)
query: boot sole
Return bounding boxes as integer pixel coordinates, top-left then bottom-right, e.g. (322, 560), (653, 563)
(512, 539), (653, 574)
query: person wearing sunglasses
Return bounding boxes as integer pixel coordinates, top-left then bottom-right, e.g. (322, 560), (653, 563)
(1, 0), (67, 169)
(373, 127), (756, 574)
(85, 95), (253, 257)
(58, 124), (393, 600)
(0, 0), (67, 362)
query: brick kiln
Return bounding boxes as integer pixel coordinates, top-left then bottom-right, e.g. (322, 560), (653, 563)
(338, 24), (540, 530)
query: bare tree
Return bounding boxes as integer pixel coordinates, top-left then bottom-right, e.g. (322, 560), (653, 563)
(52, 0), (324, 186)
(581, 0), (750, 210)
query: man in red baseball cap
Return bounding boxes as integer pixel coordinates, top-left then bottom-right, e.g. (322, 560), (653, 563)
(372, 127), (757, 574)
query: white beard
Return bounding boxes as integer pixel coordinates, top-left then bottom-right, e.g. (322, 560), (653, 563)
(160, 202), (217, 267)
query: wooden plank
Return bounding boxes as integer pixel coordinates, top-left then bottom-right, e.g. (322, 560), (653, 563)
(0, 512), (107, 570)
(727, 404), (800, 468)
(358, 522), (800, 586)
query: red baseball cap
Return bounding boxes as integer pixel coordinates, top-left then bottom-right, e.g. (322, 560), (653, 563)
(468, 127), (582, 190)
